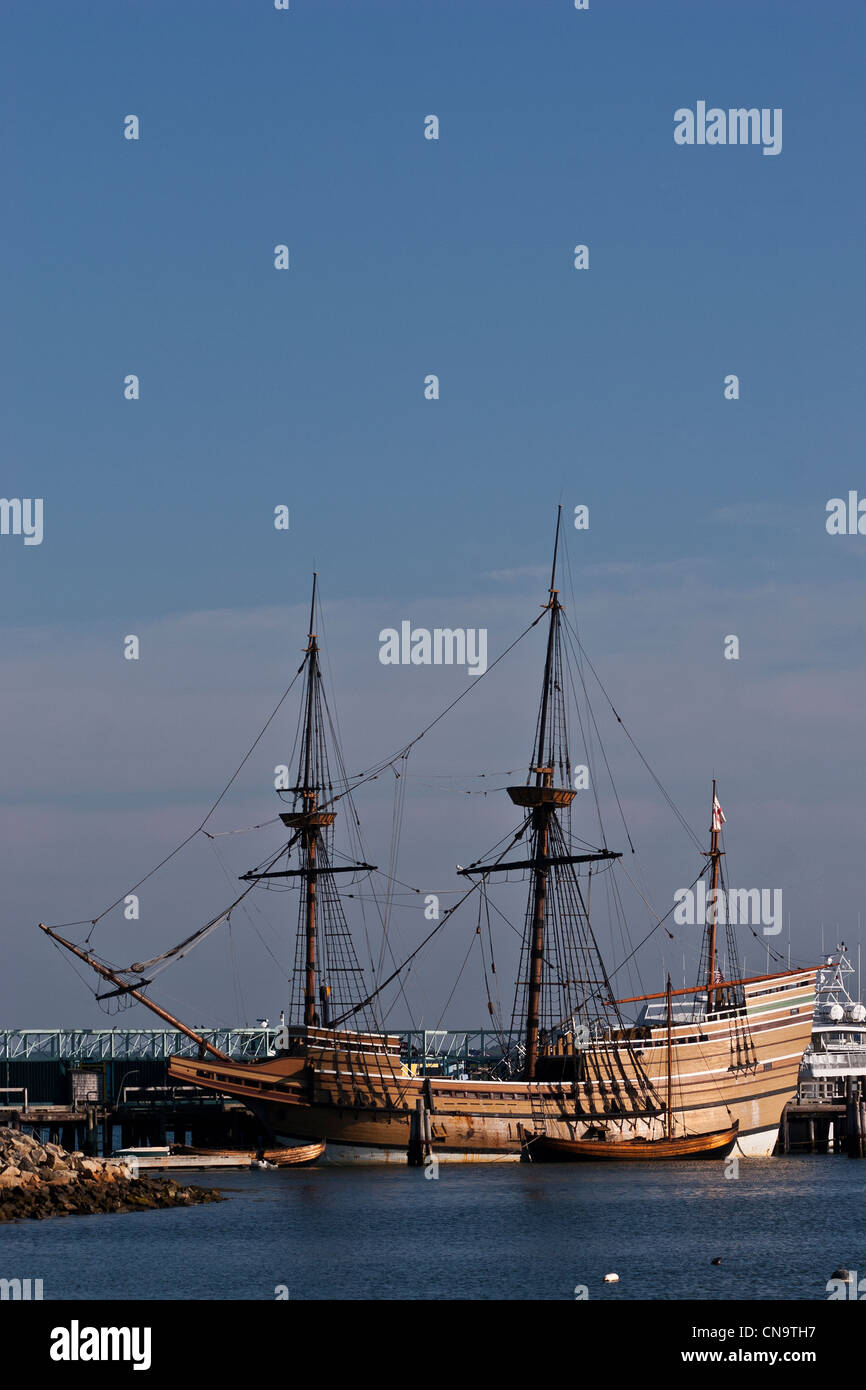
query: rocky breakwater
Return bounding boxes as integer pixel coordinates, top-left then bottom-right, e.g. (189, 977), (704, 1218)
(0, 1128), (223, 1222)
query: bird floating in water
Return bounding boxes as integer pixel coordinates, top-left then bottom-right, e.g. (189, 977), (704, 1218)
(711, 1257), (723, 1266)
(603, 1273), (619, 1283)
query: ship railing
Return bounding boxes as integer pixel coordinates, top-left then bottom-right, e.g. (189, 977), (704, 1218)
(797, 1079), (845, 1102)
(807, 1050), (866, 1070)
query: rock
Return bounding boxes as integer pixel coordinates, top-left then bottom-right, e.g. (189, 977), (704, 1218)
(43, 1170), (76, 1186)
(0, 1126), (224, 1221)
(76, 1158), (104, 1181)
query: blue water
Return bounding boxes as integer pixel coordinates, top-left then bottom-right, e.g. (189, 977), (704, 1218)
(1, 1157), (863, 1300)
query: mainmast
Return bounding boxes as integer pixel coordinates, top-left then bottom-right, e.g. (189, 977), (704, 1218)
(523, 506), (563, 1080)
(458, 508), (621, 1081)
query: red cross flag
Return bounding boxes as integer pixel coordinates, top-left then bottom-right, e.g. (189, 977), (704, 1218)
(712, 795), (726, 832)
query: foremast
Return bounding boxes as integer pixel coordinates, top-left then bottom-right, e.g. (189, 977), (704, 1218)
(41, 573), (379, 1051)
(240, 574), (376, 1033)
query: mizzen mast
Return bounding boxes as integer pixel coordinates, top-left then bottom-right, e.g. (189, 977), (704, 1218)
(300, 573), (324, 1026)
(703, 778), (724, 1015)
(665, 974), (674, 1139)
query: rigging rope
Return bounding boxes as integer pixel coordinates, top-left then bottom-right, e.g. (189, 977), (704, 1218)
(329, 817), (533, 1027)
(76, 662), (307, 941)
(320, 612), (546, 811)
(562, 611), (703, 855)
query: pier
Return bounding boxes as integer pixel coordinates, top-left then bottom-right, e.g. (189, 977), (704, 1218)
(780, 1077), (866, 1156)
(0, 1027), (279, 1155)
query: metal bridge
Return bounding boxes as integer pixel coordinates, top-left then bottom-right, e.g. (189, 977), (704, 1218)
(0, 1027), (517, 1068)
(0, 1028), (277, 1063)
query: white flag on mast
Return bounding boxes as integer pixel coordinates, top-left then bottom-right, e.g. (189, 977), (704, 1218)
(712, 795), (726, 832)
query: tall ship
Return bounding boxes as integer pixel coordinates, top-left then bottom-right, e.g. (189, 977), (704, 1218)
(42, 511), (818, 1161)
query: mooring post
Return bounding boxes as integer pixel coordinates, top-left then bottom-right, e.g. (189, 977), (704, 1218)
(846, 1078), (862, 1158)
(84, 1104), (98, 1156)
(407, 1099), (424, 1166)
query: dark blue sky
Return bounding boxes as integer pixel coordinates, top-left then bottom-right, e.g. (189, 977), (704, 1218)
(1, 1), (864, 1026)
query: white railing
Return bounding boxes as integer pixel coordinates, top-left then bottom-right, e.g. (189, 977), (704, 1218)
(0, 1087), (28, 1112)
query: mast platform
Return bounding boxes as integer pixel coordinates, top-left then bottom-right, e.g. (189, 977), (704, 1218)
(507, 786), (575, 808)
(279, 811), (336, 828)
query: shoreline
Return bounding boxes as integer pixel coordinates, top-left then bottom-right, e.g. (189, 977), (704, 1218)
(0, 1127), (223, 1223)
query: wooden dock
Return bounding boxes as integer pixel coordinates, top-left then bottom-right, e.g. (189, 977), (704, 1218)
(121, 1152), (259, 1171)
(779, 1101), (846, 1154)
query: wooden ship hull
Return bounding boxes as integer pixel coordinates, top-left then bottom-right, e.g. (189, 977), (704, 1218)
(168, 966), (817, 1163)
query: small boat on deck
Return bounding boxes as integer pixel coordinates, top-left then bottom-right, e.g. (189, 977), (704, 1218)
(521, 1121), (739, 1162)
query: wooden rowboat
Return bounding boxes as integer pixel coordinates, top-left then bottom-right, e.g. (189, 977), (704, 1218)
(172, 1141), (325, 1167)
(522, 1121), (738, 1162)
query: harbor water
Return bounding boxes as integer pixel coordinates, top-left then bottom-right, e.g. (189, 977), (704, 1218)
(1, 1155), (863, 1301)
